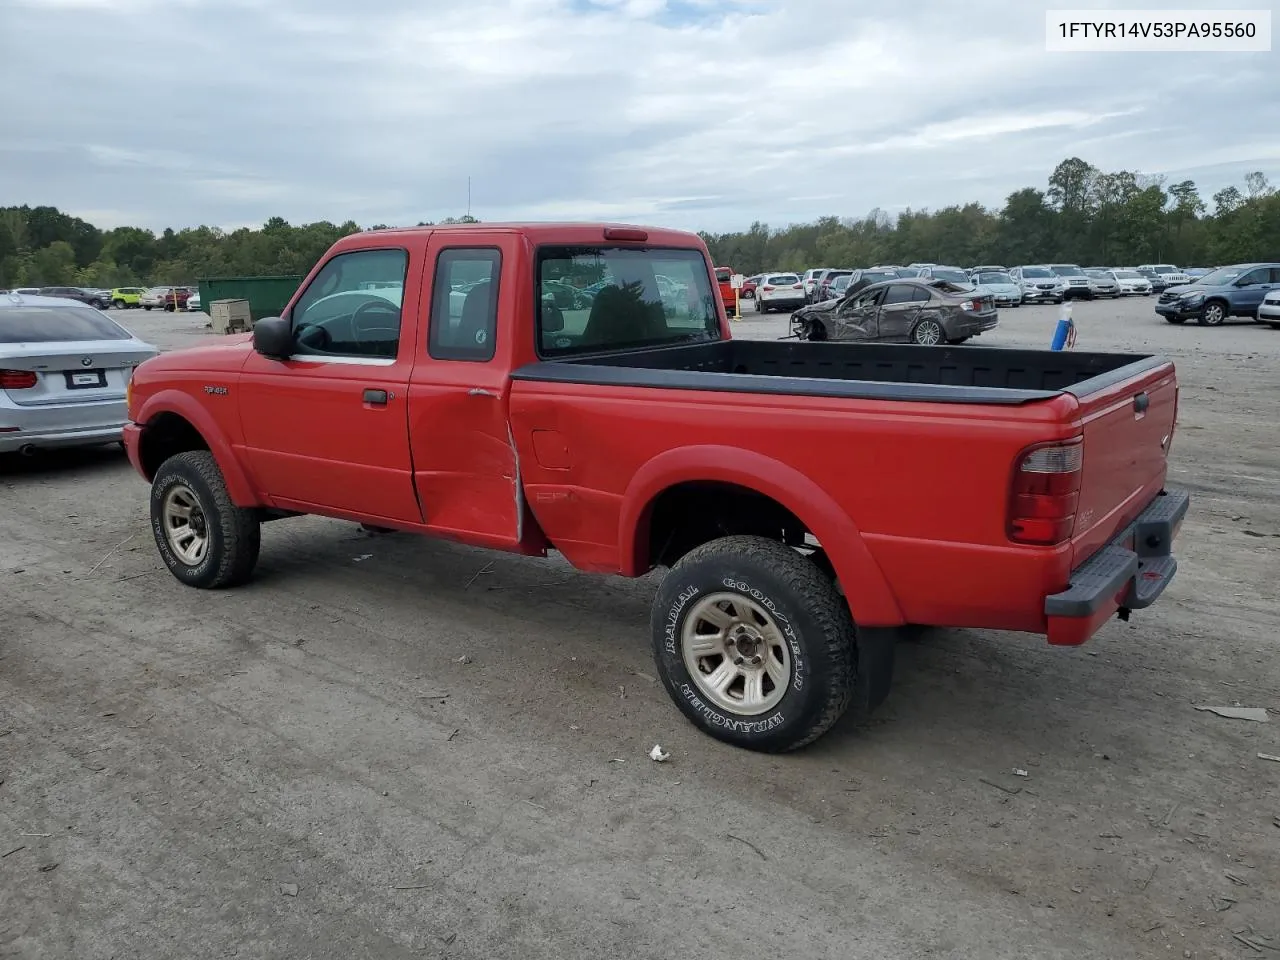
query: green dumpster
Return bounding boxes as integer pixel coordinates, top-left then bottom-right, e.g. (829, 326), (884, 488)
(196, 276), (303, 323)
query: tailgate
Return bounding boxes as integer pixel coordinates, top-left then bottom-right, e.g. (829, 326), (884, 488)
(1070, 362), (1178, 565)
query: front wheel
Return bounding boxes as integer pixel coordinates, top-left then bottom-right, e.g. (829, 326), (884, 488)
(651, 536), (857, 752)
(1199, 301), (1226, 325)
(911, 317), (944, 345)
(150, 451), (261, 589)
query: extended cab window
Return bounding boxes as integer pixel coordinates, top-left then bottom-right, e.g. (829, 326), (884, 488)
(536, 246), (720, 357)
(290, 248), (408, 360)
(429, 248), (500, 361)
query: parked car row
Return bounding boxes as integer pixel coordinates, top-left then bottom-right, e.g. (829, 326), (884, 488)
(0, 285), (202, 312)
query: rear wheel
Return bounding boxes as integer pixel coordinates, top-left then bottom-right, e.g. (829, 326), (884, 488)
(144, 305), (153, 311)
(150, 451), (261, 589)
(651, 536), (858, 752)
(112, 298), (125, 309)
(911, 317), (944, 345)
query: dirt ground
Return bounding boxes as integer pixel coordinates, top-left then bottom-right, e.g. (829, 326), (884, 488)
(2, 298), (1278, 960)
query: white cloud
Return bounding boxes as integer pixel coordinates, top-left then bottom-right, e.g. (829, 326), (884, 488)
(0, 0), (1275, 232)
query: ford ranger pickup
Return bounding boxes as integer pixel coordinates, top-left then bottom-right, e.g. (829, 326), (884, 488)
(123, 222), (1189, 753)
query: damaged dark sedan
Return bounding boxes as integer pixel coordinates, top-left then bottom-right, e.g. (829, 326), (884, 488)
(790, 278), (999, 345)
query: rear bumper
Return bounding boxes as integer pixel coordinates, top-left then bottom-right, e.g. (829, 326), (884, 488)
(1044, 488), (1189, 646)
(762, 296), (806, 309)
(0, 397), (129, 453)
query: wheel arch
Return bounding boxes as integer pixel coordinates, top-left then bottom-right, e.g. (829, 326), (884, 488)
(619, 445), (905, 626)
(134, 389), (258, 506)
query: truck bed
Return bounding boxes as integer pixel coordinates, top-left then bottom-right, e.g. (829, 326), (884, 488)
(512, 341), (1166, 404)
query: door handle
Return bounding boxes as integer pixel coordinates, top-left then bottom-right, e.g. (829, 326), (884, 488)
(362, 388), (388, 406)
(467, 387), (498, 398)
(1134, 391), (1149, 413)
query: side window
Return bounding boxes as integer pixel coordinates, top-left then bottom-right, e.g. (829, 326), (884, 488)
(1237, 268), (1268, 286)
(882, 284), (917, 305)
(910, 285), (931, 302)
(428, 248), (500, 362)
(291, 248), (408, 360)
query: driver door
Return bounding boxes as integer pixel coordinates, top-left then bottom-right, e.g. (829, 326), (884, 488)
(236, 245), (425, 523)
(830, 287), (885, 340)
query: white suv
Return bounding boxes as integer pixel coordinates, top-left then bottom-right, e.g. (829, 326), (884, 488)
(755, 273), (806, 313)
(1138, 263), (1192, 287)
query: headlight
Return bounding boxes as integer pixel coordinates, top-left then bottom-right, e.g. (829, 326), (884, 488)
(1180, 292), (1204, 304)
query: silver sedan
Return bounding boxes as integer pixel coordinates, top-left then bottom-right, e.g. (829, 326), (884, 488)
(1, 294), (158, 455)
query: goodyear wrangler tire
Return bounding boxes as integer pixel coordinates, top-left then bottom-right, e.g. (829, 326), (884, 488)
(150, 451), (260, 589)
(651, 535), (856, 752)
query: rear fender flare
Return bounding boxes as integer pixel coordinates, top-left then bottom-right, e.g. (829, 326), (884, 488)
(135, 389), (258, 506)
(619, 444), (905, 626)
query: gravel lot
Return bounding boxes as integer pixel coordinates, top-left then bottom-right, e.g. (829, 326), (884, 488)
(3, 297), (1278, 960)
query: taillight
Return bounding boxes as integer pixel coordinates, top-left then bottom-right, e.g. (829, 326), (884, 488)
(762, 285), (774, 291)
(792, 283), (802, 289)
(0, 369), (38, 389)
(1008, 438), (1083, 545)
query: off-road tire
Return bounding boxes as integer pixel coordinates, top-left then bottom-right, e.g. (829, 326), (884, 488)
(651, 535), (856, 752)
(150, 451), (261, 589)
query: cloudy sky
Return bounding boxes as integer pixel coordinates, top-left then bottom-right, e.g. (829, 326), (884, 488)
(2, 0), (1277, 233)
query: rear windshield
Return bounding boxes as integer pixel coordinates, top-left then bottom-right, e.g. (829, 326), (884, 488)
(767, 274), (798, 284)
(0, 305), (132, 343)
(537, 246), (721, 358)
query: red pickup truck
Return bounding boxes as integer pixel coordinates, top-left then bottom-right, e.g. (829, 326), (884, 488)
(123, 222), (1188, 753)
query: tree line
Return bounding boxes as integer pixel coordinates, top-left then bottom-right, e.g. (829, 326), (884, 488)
(2, 157), (1276, 290)
(700, 158), (1279, 275)
(0, 211), (478, 290)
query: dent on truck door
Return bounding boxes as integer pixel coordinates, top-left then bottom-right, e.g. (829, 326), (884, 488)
(407, 241), (531, 551)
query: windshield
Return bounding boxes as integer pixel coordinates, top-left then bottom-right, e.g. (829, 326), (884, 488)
(1051, 265), (1083, 276)
(537, 246), (720, 357)
(1195, 266), (1245, 285)
(0, 305), (132, 343)
(931, 269), (969, 283)
(1020, 268), (1052, 278)
(1114, 270), (1141, 279)
(1152, 265), (1177, 274)
(977, 272), (1012, 284)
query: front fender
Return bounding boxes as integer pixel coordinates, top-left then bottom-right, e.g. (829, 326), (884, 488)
(618, 444), (905, 626)
(134, 388), (259, 507)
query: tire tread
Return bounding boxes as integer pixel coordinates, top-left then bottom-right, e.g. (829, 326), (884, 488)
(664, 535), (856, 752)
(154, 451), (260, 588)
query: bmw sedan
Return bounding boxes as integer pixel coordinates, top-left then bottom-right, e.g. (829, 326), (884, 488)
(790, 279), (998, 345)
(1, 294), (158, 455)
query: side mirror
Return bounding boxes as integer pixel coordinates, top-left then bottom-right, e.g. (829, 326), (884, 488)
(253, 316), (293, 359)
